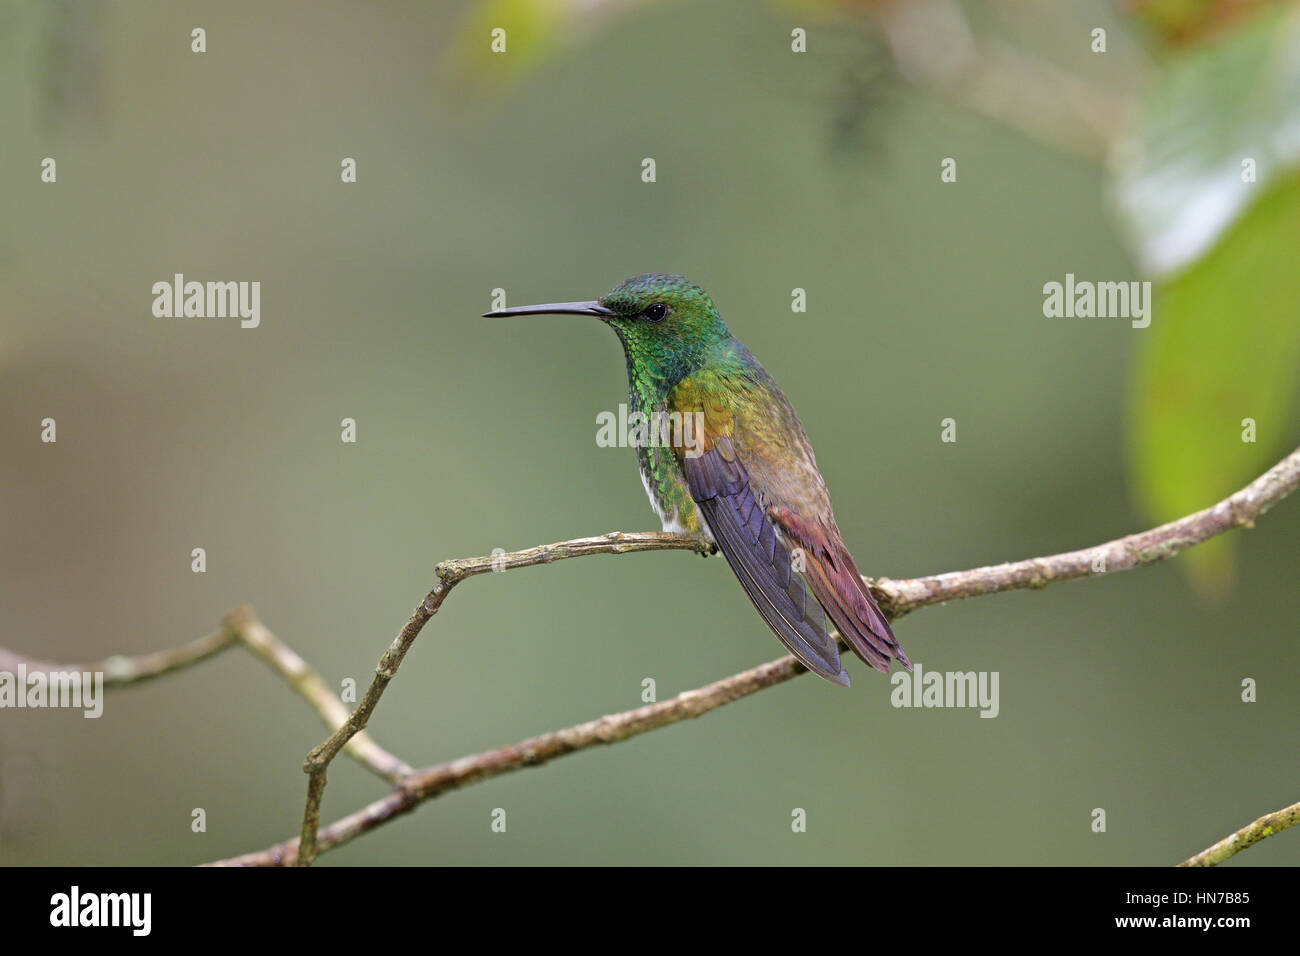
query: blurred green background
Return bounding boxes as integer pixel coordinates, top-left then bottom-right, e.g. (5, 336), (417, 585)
(1, 0), (1297, 866)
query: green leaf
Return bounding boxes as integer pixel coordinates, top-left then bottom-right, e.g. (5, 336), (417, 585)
(1111, 7), (1300, 276)
(1128, 172), (1300, 594)
(449, 0), (616, 85)
(1115, 8), (1300, 595)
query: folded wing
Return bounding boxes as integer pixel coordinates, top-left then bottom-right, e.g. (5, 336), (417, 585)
(671, 363), (909, 682)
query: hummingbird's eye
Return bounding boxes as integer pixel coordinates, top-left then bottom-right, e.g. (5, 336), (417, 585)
(644, 302), (668, 322)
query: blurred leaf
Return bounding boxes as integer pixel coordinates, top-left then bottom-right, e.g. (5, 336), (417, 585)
(1126, 0), (1278, 47)
(450, 0), (636, 85)
(1111, 5), (1300, 275)
(1115, 6), (1300, 594)
(1128, 172), (1300, 594)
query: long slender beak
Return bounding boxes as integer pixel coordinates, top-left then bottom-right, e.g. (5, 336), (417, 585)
(482, 300), (616, 318)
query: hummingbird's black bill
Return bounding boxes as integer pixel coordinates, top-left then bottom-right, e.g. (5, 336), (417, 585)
(482, 300), (616, 318)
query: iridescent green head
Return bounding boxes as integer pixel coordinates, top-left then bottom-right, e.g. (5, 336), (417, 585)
(598, 273), (720, 328)
(484, 273), (731, 386)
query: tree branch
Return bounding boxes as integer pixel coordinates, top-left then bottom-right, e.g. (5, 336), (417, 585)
(214, 445), (1299, 866)
(211, 654), (804, 866)
(870, 0), (1131, 163)
(290, 531), (713, 865)
(1179, 800), (1300, 867)
(221, 607), (411, 783)
(871, 445), (1300, 619)
(0, 608), (409, 785)
(0, 629), (236, 687)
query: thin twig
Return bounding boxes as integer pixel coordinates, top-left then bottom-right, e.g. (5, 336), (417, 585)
(210, 655), (802, 867)
(0, 630), (236, 687)
(1179, 800), (1300, 867)
(870, 0), (1131, 162)
(872, 445), (1300, 619)
(291, 531), (713, 865)
(0, 609), (410, 784)
(221, 607), (412, 783)
(218, 446), (1300, 867)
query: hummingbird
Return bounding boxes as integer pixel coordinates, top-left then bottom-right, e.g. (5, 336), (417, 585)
(485, 273), (909, 686)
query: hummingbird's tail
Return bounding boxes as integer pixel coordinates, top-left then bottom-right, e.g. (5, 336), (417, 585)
(801, 542), (911, 674)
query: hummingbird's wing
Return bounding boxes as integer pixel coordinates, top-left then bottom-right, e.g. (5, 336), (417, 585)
(680, 434), (850, 686)
(671, 364), (909, 681)
(731, 383), (909, 675)
(668, 379), (848, 684)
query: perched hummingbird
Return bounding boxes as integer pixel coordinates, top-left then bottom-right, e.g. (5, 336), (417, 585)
(485, 274), (909, 685)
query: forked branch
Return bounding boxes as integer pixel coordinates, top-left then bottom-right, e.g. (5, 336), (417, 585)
(263, 445), (1300, 866)
(5, 448), (1297, 867)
